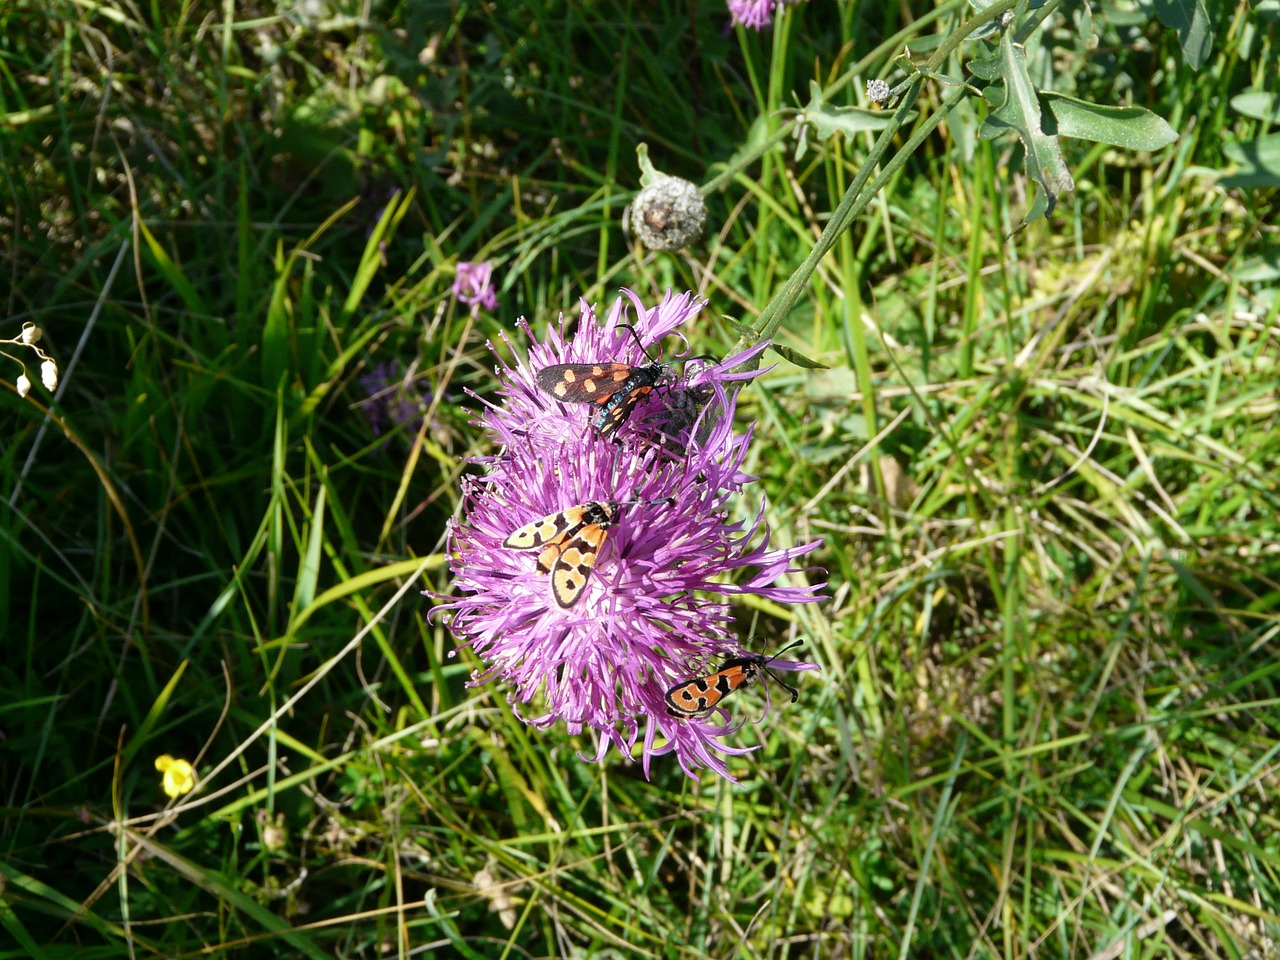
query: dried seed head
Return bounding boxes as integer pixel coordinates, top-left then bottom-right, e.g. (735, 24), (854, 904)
(16, 373), (31, 398)
(41, 360), (58, 391)
(627, 176), (706, 252)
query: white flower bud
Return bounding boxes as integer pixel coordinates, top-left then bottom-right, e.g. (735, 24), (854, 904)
(41, 359), (58, 391)
(16, 373), (31, 398)
(21, 323), (42, 345)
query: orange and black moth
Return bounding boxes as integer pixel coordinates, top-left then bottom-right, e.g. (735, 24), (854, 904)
(535, 361), (668, 438)
(535, 350), (716, 438)
(664, 640), (805, 719)
(503, 499), (667, 609)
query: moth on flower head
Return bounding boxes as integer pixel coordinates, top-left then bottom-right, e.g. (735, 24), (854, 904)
(665, 640), (806, 719)
(436, 289), (826, 780)
(535, 325), (716, 439)
(503, 498), (672, 608)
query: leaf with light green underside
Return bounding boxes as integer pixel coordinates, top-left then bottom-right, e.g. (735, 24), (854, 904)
(1041, 94), (1178, 150)
(1231, 92), (1280, 123)
(793, 80), (904, 160)
(1219, 134), (1280, 189)
(1152, 0), (1214, 68)
(978, 32), (1074, 222)
(802, 81), (901, 138)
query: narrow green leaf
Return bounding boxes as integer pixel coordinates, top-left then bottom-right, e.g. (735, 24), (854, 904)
(262, 241), (291, 390)
(121, 660), (190, 773)
(137, 218), (209, 316)
(1042, 93), (1178, 150)
(0, 895), (50, 960)
(286, 555), (447, 634)
(130, 835), (331, 960)
(342, 190), (411, 317)
(769, 343), (829, 369)
(291, 483), (326, 617)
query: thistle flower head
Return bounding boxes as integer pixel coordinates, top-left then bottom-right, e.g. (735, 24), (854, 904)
(436, 290), (823, 779)
(358, 361), (432, 438)
(453, 260), (499, 314)
(727, 0), (799, 30)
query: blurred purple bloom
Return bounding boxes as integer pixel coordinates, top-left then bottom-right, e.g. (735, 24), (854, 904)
(453, 260), (498, 314)
(359, 362), (432, 438)
(433, 290), (824, 780)
(727, 0), (799, 30)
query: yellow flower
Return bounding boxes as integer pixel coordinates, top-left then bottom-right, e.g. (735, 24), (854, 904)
(155, 755), (196, 798)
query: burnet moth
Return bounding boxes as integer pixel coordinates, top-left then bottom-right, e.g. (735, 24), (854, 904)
(535, 325), (716, 438)
(502, 497), (672, 609)
(664, 640), (806, 720)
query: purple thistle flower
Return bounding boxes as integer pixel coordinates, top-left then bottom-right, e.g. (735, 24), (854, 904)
(434, 289), (823, 780)
(358, 361), (433, 438)
(453, 260), (499, 314)
(727, 0), (800, 30)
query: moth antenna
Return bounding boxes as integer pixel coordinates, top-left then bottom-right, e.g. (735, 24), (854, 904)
(759, 638), (804, 704)
(614, 323), (659, 362)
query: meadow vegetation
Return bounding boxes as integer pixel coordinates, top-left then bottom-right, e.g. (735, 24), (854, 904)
(2, 0), (1279, 957)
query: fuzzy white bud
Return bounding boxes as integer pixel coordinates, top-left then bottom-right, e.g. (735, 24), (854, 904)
(16, 373), (31, 398)
(41, 359), (58, 391)
(21, 323), (42, 345)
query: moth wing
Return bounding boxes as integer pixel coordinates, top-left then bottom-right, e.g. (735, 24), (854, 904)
(594, 383), (654, 437)
(503, 508), (582, 550)
(534, 533), (572, 574)
(536, 363), (634, 404)
(664, 677), (716, 719)
(548, 523), (609, 608)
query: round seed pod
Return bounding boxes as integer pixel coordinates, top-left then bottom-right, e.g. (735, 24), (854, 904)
(626, 176), (706, 252)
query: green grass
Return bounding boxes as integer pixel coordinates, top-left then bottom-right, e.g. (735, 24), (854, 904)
(3, 0), (1279, 957)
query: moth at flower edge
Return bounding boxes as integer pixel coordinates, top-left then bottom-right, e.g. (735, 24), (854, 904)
(535, 326), (717, 438)
(664, 640), (806, 720)
(502, 498), (671, 609)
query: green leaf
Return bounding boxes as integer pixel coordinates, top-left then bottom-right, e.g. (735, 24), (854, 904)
(979, 32), (1074, 221)
(796, 80), (901, 147)
(966, 53), (1001, 82)
(1042, 93), (1178, 150)
(769, 343), (829, 369)
(1152, 0), (1214, 68)
(1231, 92), (1280, 123)
(1231, 248), (1280, 283)
(137, 218), (209, 317)
(1220, 134), (1280, 189)
(262, 242), (293, 390)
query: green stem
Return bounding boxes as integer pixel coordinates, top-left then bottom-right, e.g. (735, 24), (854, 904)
(734, 0), (1021, 358)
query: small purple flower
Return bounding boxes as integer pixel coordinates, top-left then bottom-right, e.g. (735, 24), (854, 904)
(453, 260), (498, 314)
(433, 290), (824, 780)
(358, 361), (432, 438)
(727, 0), (799, 30)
